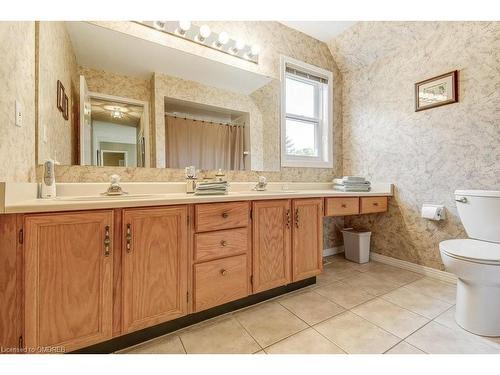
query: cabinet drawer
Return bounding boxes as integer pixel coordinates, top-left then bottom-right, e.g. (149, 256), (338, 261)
(195, 202), (249, 232)
(325, 197), (359, 216)
(360, 196), (388, 214)
(194, 227), (248, 262)
(194, 255), (248, 312)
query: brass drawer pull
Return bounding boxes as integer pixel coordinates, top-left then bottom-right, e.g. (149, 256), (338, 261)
(104, 225), (111, 256)
(341, 203), (347, 208)
(220, 269), (228, 276)
(373, 202), (379, 206)
(126, 223), (132, 253)
(222, 212), (229, 218)
(295, 208), (299, 229)
(220, 240), (228, 247)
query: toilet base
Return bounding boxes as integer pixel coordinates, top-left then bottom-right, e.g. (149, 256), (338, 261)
(455, 278), (500, 337)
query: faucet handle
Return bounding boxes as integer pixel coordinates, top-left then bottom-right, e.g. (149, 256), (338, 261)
(110, 174), (121, 185)
(258, 176), (267, 184)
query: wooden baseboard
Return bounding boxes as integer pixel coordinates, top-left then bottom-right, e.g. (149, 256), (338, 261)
(370, 252), (456, 284)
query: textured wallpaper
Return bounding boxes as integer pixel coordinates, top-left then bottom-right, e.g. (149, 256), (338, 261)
(333, 22), (500, 269)
(0, 22), (36, 182)
(38, 21), (78, 165)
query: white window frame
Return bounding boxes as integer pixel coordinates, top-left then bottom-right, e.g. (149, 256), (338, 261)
(280, 55), (333, 168)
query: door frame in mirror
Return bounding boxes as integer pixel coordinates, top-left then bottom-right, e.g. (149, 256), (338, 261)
(81, 90), (150, 168)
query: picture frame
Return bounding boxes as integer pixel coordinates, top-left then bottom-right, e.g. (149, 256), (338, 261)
(415, 70), (458, 112)
(63, 93), (69, 120)
(57, 80), (65, 112)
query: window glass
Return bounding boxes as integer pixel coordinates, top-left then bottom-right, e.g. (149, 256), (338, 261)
(285, 76), (316, 118)
(285, 118), (318, 157)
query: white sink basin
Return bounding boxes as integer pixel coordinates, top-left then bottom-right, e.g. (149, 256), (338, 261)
(54, 194), (167, 201)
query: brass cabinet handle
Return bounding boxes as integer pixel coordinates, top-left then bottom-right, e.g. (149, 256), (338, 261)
(222, 212), (229, 218)
(220, 269), (228, 276)
(104, 225), (111, 256)
(220, 240), (228, 247)
(341, 203), (347, 208)
(126, 223), (132, 253)
(286, 209), (291, 228)
(295, 208), (299, 229)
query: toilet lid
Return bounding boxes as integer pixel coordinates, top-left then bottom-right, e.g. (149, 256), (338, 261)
(440, 239), (500, 264)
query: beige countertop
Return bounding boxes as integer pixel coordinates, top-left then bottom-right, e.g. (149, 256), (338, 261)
(0, 182), (393, 214)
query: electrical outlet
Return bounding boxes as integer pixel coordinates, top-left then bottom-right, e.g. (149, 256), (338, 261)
(15, 100), (22, 127)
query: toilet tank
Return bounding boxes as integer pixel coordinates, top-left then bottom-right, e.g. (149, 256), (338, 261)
(455, 190), (500, 243)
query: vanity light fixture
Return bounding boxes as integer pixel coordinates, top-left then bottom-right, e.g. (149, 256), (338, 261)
(232, 39), (245, 54)
(153, 21), (166, 30)
(136, 21), (259, 64)
(111, 107), (124, 119)
(248, 45), (261, 59)
(177, 20), (191, 35)
(215, 31), (229, 48)
(197, 25), (211, 43)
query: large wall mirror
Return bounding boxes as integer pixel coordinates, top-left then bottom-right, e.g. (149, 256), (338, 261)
(37, 21), (281, 172)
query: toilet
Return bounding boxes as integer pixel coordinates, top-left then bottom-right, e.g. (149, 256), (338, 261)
(440, 190), (500, 337)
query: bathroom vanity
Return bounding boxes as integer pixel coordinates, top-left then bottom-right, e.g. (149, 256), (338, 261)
(0, 182), (391, 353)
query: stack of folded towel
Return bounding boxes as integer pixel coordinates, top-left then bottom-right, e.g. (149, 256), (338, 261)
(333, 176), (371, 192)
(195, 180), (229, 195)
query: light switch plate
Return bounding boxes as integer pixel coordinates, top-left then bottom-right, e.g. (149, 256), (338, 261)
(15, 100), (22, 127)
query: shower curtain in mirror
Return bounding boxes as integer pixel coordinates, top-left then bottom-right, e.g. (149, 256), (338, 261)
(165, 116), (245, 171)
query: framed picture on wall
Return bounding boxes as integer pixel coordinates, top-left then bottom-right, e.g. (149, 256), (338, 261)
(415, 70), (458, 111)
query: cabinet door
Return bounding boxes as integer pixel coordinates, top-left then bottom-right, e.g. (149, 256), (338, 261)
(252, 200), (291, 293)
(292, 198), (323, 281)
(24, 211), (114, 352)
(122, 206), (188, 333)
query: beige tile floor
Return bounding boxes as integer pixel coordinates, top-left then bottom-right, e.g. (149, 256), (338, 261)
(117, 255), (500, 354)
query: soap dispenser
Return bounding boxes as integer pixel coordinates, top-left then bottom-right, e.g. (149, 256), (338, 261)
(41, 159), (59, 199)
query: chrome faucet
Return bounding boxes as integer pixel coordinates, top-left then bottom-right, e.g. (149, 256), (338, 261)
(104, 174), (127, 196)
(253, 176), (268, 191)
(185, 166), (198, 194)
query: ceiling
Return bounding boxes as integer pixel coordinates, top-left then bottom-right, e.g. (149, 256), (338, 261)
(280, 21), (357, 42)
(91, 98), (144, 127)
(66, 22), (272, 95)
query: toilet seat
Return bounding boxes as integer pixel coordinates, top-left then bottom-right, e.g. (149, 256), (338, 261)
(440, 239), (500, 265)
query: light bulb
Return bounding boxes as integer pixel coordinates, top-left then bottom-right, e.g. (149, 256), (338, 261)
(250, 45), (260, 56)
(217, 31), (229, 47)
(198, 25), (211, 42)
(178, 20), (191, 35)
(235, 39), (245, 50)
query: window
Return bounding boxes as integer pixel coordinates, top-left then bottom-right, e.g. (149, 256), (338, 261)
(280, 56), (333, 168)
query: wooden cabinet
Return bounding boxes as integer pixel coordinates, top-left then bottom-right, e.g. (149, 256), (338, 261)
(360, 196), (388, 214)
(194, 227), (248, 262)
(24, 211), (114, 352)
(122, 206), (188, 333)
(292, 199), (323, 281)
(325, 197), (360, 216)
(195, 201), (249, 232)
(193, 254), (248, 312)
(252, 200), (292, 293)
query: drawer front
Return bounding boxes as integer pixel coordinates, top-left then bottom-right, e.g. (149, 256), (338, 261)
(194, 255), (248, 312)
(195, 202), (249, 232)
(325, 197), (360, 216)
(360, 196), (388, 214)
(194, 227), (248, 262)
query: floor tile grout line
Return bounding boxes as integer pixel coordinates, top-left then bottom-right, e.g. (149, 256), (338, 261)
(232, 314), (265, 351)
(259, 326), (313, 352)
(177, 335), (188, 354)
(308, 323), (348, 354)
